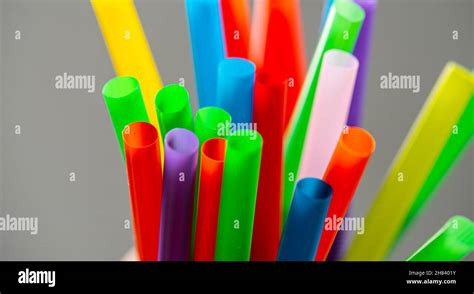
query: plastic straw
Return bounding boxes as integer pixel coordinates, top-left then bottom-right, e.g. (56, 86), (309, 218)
(221, 0), (250, 58)
(91, 0), (163, 130)
(123, 122), (162, 261)
(346, 63), (474, 261)
(277, 178), (333, 261)
(103, 76), (149, 158)
(298, 50), (359, 181)
(407, 216), (474, 261)
(249, 0), (307, 129)
(159, 128), (199, 261)
(194, 107), (232, 144)
(194, 138), (227, 261)
(190, 107), (231, 256)
(155, 84), (194, 139)
(347, 0), (378, 126)
(315, 127), (376, 261)
(185, 0), (226, 107)
(215, 130), (263, 261)
(401, 96), (474, 234)
(283, 0), (365, 225)
(217, 58), (256, 124)
(250, 72), (288, 261)
(319, 0), (335, 33)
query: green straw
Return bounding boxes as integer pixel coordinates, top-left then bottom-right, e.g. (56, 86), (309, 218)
(155, 84), (194, 139)
(345, 64), (474, 261)
(407, 216), (474, 261)
(191, 107), (231, 258)
(401, 96), (474, 235)
(215, 130), (263, 261)
(103, 76), (149, 158)
(283, 0), (365, 225)
(194, 107), (232, 144)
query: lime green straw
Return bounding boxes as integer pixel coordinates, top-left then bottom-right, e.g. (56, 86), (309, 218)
(103, 76), (149, 158)
(155, 84), (194, 139)
(401, 96), (474, 235)
(346, 63), (474, 261)
(191, 107), (231, 258)
(407, 216), (474, 261)
(194, 107), (232, 144)
(283, 0), (365, 225)
(215, 130), (263, 261)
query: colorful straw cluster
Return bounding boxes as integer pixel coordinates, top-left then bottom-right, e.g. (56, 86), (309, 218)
(92, 0), (474, 261)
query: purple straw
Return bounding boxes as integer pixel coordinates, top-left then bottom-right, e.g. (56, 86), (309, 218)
(159, 128), (199, 261)
(347, 0), (378, 126)
(329, 0), (378, 261)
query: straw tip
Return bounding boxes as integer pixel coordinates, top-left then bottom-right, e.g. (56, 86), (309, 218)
(334, 0), (366, 23)
(296, 178), (333, 201)
(103, 76), (140, 99)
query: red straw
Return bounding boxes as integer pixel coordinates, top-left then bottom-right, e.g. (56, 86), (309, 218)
(220, 0), (251, 58)
(316, 127), (376, 261)
(251, 72), (288, 261)
(194, 138), (227, 261)
(123, 122), (163, 261)
(249, 0), (306, 129)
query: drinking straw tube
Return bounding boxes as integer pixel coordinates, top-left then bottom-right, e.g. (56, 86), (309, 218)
(155, 84), (194, 139)
(283, 0), (365, 225)
(159, 128), (199, 261)
(277, 178), (333, 261)
(194, 138), (227, 261)
(298, 50), (359, 181)
(185, 0), (226, 107)
(315, 127), (376, 261)
(217, 58), (256, 124)
(347, 0), (378, 126)
(91, 0), (163, 131)
(319, 0), (335, 33)
(249, 0), (307, 129)
(407, 216), (474, 261)
(401, 96), (474, 234)
(194, 107), (232, 144)
(103, 76), (149, 158)
(327, 0), (377, 260)
(251, 72), (288, 261)
(220, 0), (250, 58)
(123, 122), (162, 261)
(190, 107), (231, 256)
(215, 130), (263, 261)
(346, 63), (474, 261)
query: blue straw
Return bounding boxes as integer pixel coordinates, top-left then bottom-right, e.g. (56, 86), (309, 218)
(185, 0), (226, 107)
(277, 178), (333, 261)
(319, 0), (335, 33)
(216, 58), (256, 124)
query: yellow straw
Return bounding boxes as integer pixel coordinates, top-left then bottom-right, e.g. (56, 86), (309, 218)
(345, 62), (474, 261)
(91, 0), (163, 139)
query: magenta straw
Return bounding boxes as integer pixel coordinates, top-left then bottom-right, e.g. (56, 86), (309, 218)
(159, 128), (199, 261)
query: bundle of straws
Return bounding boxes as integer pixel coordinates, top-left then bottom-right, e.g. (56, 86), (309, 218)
(91, 0), (474, 261)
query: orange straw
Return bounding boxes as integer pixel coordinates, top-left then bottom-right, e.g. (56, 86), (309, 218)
(315, 127), (376, 261)
(194, 138), (227, 261)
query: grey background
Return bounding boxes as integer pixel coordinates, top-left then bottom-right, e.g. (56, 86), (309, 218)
(0, 0), (472, 260)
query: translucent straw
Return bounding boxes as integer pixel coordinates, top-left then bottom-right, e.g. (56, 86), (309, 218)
(346, 63), (474, 261)
(407, 216), (474, 261)
(283, 0), (365, 225)
(215, 130), (263, 261)
(123, 122), (162, 261)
